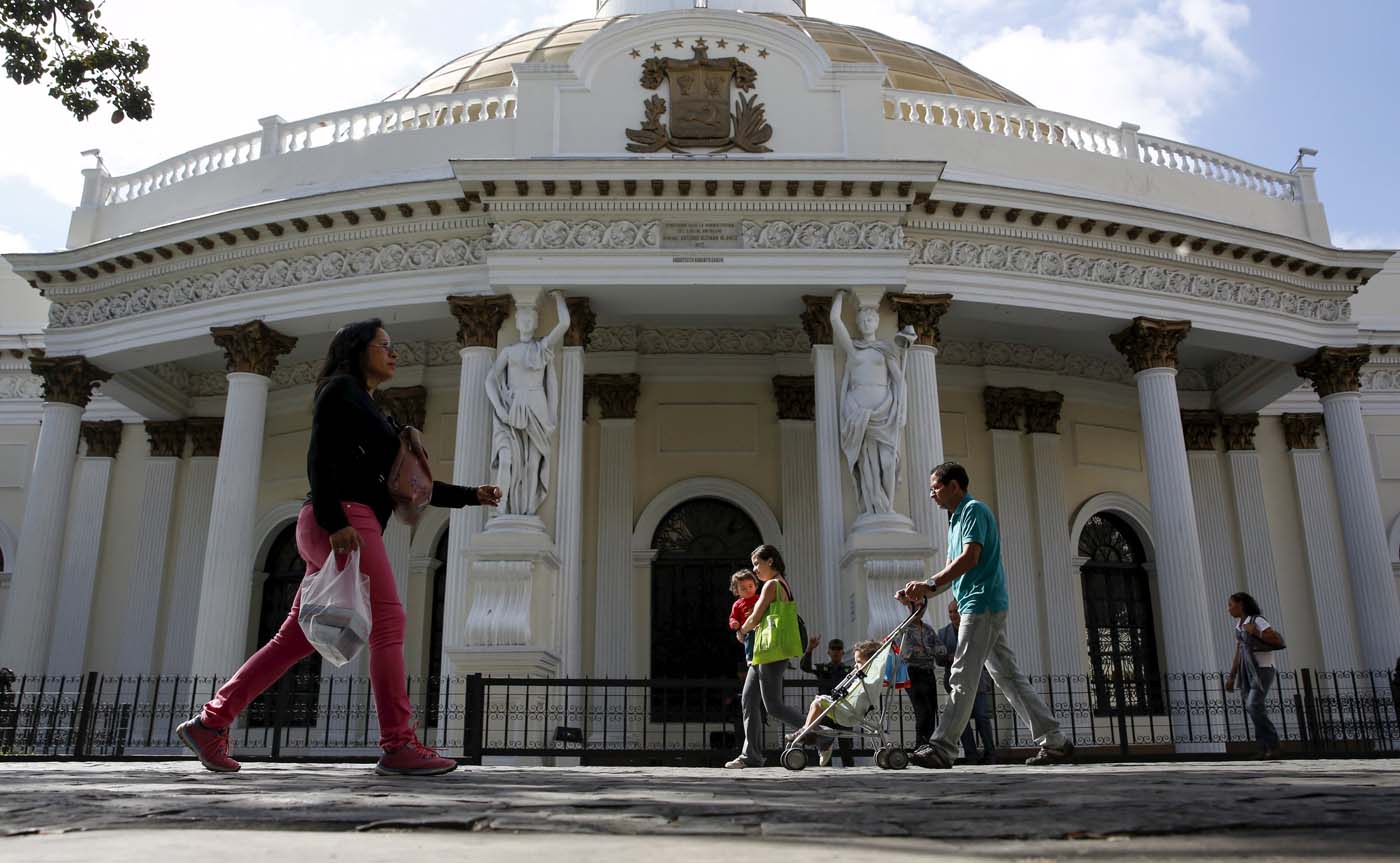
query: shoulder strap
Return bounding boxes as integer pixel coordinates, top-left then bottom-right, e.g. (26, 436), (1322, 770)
(774, 575), (794, 602)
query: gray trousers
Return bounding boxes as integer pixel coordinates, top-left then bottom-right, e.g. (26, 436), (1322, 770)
(1240, 662), (1280, 750)
(929, 610), (1067, 761)
(740, 660), (807, 765)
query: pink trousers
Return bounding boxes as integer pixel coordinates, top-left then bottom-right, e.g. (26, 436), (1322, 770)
(200, 502), (415, 750)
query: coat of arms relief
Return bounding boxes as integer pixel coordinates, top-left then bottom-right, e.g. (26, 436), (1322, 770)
(625, 43), (773, 153)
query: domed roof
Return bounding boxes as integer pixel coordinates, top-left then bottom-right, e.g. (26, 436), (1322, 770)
(385, 14), (1032, 107)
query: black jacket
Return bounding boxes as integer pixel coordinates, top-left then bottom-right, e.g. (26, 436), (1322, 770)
(306, 374), (477, 533)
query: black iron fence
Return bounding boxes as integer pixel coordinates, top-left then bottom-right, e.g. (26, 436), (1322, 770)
(0, 667), (1395, 762)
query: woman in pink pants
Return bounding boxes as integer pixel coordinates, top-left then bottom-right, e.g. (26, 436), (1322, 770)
(177, 318), (500, 776)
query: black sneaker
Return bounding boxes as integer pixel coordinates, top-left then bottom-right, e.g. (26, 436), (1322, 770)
(909, 744), (953, 769)
(1025, 740), (1075, 766)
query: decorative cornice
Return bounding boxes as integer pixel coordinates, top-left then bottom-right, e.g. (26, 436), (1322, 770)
(983, 386), (1025, 431)
(492, 220), (660, 250)
(211, 320), (297, 377)
(187, 418), (224, 457)
(1110, 317), (1192, 373)
(586, 373), (642, 419)
(1180, 410), (1221, 451)
(145, 420), (188, 458)
(375, 386), (427, 430)
(1023, 390), (1064, 435)
(46, 235), (489, 329)
(1221, 414), (1259, 451)
(564, 296), (597, 349)
(889, 293), (953, 348)
(80, 420), (124, 457)
(30, 355), (112, 407)
(448, 295), (512, 349)
(1296, 346), (1370, 398)
(741, 220), (904, 250)
(487, 219), (905, 252)
(800, 295), (833, 346)
(590, 326), (809, 355)
(908, 235), (1349, 324)
(1280, 412), (1325, 450)
(772, 375), (815, 421)
(938, 339), (1211, 391)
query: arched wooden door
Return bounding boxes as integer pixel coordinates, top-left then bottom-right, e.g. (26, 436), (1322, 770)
(247, 523), (321, 727)
(1078, 512), (1164, 716)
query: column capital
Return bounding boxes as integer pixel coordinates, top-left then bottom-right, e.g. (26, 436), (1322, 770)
(1181, 410), (1221, 451)
(888, 293), (953, 347)
(772, 375), (815, 421)
(1109, 317), (1192, 372)
(1281, 412), (1325, 450)
(187, 417), (224, 457)
(447, 295), (512, 348)
(145, 420), (188, 458)
(375, 385), (428, 429)
(80, 420), (124, 458)
(210, 320), (297, 376)
(799, 295), (833, 346)
(1296, 346), (1370, 397)
(586, 373), (641, 419)
(983, 386), (1026, 431)
(563, 296), (597, 348)
(29, 355), (112, 408)
(1024, 390), (1064, 435)
(1221, 414), (1260, 451)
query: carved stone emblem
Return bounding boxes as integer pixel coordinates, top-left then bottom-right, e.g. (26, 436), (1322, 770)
(626, 44), (772, 154)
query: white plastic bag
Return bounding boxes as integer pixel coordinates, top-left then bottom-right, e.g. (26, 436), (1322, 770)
(297, 549), (372, 667)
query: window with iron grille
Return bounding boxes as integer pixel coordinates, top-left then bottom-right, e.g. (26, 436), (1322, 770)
(247, 523), (321, 727)
(1078, 512), (1164, 716)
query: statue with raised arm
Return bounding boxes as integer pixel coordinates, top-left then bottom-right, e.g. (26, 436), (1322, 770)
(485, 291), (571, 517)
(831, 290), (914, 517)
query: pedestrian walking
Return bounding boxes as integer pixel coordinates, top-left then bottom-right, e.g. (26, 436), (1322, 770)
(728, 544), (808, 768)
(936, 599), (995, 763)
(898, 462), (1074, 769)
(800, 635), (854, 766)
(177, 318), (501, 776)
(1225, 591), (1284, 759)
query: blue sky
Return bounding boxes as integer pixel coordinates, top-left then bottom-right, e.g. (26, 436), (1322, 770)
(0, 0), (1396, 255)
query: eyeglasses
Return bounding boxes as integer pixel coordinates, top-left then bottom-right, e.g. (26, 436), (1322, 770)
(371, 341), (397, 356)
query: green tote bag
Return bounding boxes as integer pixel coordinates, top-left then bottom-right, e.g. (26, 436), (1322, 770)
(751, 580), (804, 666)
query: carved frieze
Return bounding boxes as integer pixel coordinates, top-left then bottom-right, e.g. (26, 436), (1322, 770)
(491, 220), (660, 251)
(376, 386), (428, 430)
(772, 375), (815, 421)
(1110, 317), (1192, 373)
(0, 371), (44, 399)
(1023, 390), (1065, 435)
(210, 320), (297, 377)
(188, 418), (224, 457)
(741, 221), (905, 251)
(586, 373), (642, 420)
(80, 420), (124, 458)
(1296, 346), (1370, 398)
(1181, 410), (1221, 451)
(1221, 414), (1260, 451)
(800, 295), (834, 346)
(30, 355), (112, 407)
(1280, 413), (1325, 450)
(889, 293), (953, 347)
(145, 420), (188, 458)
(448, 296), (512, 349)
(982, 386), (1025, 431)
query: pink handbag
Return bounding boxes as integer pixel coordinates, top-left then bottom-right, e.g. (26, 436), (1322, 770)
(387, 427), (433, 526)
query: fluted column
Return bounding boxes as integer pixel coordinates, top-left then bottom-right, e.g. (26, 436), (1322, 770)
(1281, 413), (1359, 669)
(114, 422), (186, 674)
(1298, 346), (1400, 670)
(47, 421), (123, 676)
(159, 419), (221, 676)
(802, 295), (844, 640)
(984, 387), (1043, 677)
(1026, 391), (1085, 681)
(1182, 411), (1242, 670)
(589, 374), (640, 676)
(774, 376), (820, 628)
(890, 294), (952, 561)
(441, 296), (511, 665)
(1222, 415), (1290, 672)
(0, 355), (109, 674)
(1110, 318), (1216, 692)
(189, 321), (297, 675)
(556, 298), (594, 676)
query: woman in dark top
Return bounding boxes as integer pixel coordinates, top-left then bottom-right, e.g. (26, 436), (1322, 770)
(177, 319), (500, 776)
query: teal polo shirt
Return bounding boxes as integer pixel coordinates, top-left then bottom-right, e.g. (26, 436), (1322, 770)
(946, 495), (1010, 615)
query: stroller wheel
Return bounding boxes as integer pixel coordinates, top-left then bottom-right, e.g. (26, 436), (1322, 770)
(886, 748), (909, 770)
(875, 747), (891, 769)
(781, 747), (808, 771)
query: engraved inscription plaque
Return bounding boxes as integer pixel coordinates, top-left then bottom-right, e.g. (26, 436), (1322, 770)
(661, 222), (740, 249)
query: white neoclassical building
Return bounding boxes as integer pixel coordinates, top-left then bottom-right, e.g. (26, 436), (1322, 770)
(2, 0), (1399, 735)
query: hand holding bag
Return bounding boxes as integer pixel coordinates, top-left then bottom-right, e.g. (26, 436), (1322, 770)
(297, 549), (372, 667)
(751, 578), (806, 666)
(387, 427), (433, 526)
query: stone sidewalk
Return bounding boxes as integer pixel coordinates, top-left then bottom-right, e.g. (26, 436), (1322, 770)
(3, 759), (1398, 860)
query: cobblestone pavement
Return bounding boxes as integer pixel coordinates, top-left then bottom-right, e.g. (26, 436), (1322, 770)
(2, 759), (1398, 860)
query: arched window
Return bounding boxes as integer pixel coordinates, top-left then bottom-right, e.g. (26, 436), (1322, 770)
(247, 523), (321, 727)
(1078, 513), (1164, 716)
(650, 498), (762, 722)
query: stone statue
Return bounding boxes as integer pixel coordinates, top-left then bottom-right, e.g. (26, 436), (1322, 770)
(485, 291), (571, 517)
(831, 290), (914, 517)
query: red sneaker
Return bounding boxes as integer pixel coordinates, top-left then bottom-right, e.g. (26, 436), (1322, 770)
(176, 716), (241, 773)
(375, 740), (458, 776)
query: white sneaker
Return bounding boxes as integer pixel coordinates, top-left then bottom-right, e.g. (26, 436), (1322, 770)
(724, 756), (754, 769)
(818, 748), (833, 767)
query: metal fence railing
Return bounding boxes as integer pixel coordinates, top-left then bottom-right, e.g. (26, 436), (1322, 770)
(1, 667), (1395, 763)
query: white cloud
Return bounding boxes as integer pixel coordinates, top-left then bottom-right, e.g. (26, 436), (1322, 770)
(0, 227), (35, 254)
(1330, 229), (1400, 251)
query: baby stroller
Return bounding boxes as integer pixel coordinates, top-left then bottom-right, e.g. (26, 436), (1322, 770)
(779, 603), (927, 771)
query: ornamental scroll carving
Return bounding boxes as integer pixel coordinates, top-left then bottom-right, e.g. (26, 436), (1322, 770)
(907, 236), (1349, 324)
(889, 293), (953, 348)
(772, 375), (815, 421)
(1296, 346), (1370, 398)
(1023, 390), (1064, 435)
(1180, 410), (1221, 451)
(376, 386), (428, 430)
(586, 374), (642, 420)
(741, 221), (905, 251)
(211, 320), (297, 377)
(145, 421), (188, 458)
(983, 387), (1025, 431)
(188, 418), (224, 457)
(800, 295), (834, 346)
(30, 355), (111, 407)
(1281, 413), (1325, 450)
(80, 420), (124, 458)
(1221, 414), (1260, 451)
(1110, 317), (1192, 373)
(491, 220), (660, 251)
(448, 296), (512, 349)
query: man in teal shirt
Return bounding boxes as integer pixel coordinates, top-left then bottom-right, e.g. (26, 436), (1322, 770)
(899, 462), (1074, 769)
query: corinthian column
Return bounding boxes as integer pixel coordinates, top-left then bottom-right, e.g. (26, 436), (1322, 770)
(1297, 347), (1400, 670)
(1222, 415), (1289, 671)
(1026, 391), (1086, 684)
(555, 298), (594, 676)
(774, 376), (820, 628)
(984, 387), (1043, 677)
(0, 355), (109, 675)
(160, 419), (221, 676)
(802, 295), (844, 640)
(890, 294), (951, 561)
(1181, 410), (1242, 670)
(114, 421), (186, 675)
(47, 420), (123, 677)
(589, 374), (640, 676)
(189, 321), (296, 675)
(1110, 319), (1217, 696)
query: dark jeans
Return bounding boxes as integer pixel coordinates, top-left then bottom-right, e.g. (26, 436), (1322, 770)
(907, 667), (940, 744)
(954, 689), (995, 761)
(1241, 664), (1280, 750)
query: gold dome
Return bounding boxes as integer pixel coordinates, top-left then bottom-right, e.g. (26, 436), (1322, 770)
(386, 14), (1032, 107)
